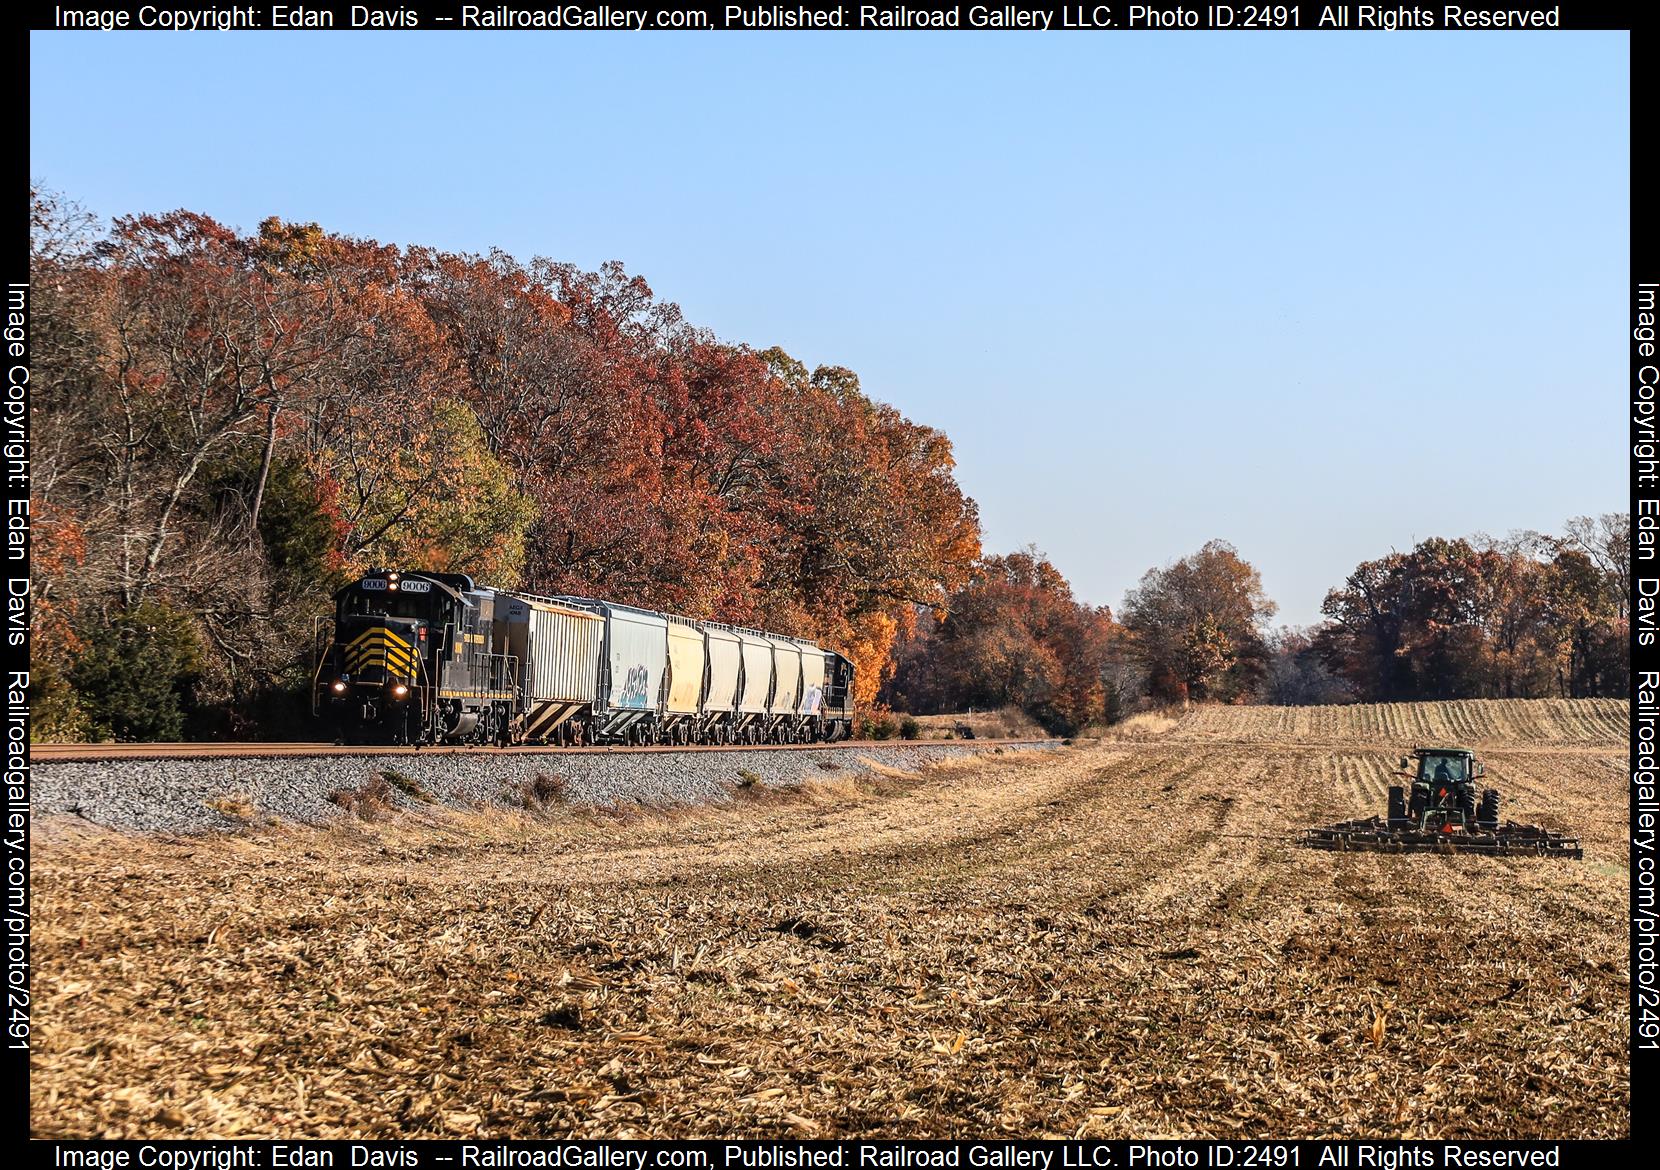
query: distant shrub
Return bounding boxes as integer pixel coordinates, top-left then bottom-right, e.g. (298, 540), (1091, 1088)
(67, 603), (203, 741)
(898, 717), (921, 740)
(519, 772), (569, 808)
(29, 665), (96, 743)
(381, 768), (435, 802)
(861, 713), (898, 740)
(328, 774), (396, 820)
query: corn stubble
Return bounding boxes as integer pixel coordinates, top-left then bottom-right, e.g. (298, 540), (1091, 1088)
(32, 699), (1629, 1139)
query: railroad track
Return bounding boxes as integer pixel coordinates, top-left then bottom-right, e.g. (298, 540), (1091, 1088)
(32, 738), (1053, 762)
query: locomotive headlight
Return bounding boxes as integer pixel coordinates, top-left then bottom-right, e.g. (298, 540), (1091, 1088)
(392, 684), (408, 698)
(331, 681), (347, 693)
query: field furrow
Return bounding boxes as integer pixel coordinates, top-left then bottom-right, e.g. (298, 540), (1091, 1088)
(32, 699), (1628, 1140)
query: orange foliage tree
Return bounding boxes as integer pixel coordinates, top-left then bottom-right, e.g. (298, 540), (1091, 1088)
(884, 549), (1119, 733)
(1120, 540), (1277, 704)
(30, 188), (985, 735)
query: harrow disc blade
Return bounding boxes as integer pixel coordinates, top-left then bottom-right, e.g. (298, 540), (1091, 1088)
(1299, 816), (1582, 859)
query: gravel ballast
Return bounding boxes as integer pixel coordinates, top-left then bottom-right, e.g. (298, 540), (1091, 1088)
(34, 742), (1059, 833)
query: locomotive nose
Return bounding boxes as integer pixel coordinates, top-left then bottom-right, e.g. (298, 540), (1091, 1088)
(340, 617), (422, 685)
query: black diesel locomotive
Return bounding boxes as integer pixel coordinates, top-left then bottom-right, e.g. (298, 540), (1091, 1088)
(314, 569), (855, 747)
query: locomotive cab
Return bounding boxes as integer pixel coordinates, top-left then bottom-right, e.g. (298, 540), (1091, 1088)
(318, 570), (512, 745)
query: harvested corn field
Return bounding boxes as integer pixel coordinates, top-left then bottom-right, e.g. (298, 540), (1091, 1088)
(31, 699), (1630, 1139)
(1166, 697), (1628, 747)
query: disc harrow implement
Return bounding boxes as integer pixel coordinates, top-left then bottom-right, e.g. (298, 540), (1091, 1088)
(1300, 815), (1582, 858)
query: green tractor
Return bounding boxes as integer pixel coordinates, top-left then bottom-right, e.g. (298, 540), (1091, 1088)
(1302, 745), (1581, 858)
(1389, 747), (1500, 831)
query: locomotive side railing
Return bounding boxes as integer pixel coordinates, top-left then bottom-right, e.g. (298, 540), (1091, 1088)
(309, 615), (335, 717)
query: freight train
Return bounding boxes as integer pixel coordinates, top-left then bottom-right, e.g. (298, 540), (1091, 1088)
(313, 569), (855, 746)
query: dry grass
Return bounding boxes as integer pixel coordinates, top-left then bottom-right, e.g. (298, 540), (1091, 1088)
(906, 707), (1049, 741)
(1096, 709), (1183, 741)
(31, 700), (1628, 1139)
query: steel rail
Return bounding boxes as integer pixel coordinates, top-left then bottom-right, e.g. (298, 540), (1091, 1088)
(31, 738), (1054, 762)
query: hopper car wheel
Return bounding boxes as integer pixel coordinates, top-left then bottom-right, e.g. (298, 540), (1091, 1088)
(1387, 785), (1406, 824)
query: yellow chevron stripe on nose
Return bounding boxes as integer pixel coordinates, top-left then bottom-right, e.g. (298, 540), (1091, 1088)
(346, 650), (414, 669)
(346, 635), (414, 656)
(345, 636), (412, 654)
(344, 633), (417, 676)
(346, 651), (415, 674)
(347, 627), (413, 652)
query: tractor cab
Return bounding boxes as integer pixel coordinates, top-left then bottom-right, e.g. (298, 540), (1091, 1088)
(1412, 747), (1478, 785)
(1391, 747), (1496, 831)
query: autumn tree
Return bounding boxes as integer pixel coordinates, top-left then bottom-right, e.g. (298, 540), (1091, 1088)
(29, 190), (988, 736)
(1120, 540), (1277, 703)
(756, 352), (981, 702)
(1261, 627), (1353, 706)
(322, 398), (533, 581)
(884, 549), (1118, 734)
(1314, 519), (1628, 701)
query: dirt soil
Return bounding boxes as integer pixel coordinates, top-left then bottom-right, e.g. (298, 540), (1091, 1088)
(31, 699), (1630, 1139)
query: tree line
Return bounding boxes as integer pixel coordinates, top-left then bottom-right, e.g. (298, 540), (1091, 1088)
(29, 188), (978, 739)
(28, 189), (1628, 741)
(884, 520), (1629, 732)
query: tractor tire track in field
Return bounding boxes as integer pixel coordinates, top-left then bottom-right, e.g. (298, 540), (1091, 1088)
(31, 700), (1628, 1140)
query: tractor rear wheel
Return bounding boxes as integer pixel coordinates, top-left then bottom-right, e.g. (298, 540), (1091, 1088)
(1388, 785), (1406, 824)
(1478, 789), (1500, 829)
(1458, 789), (1478, 827)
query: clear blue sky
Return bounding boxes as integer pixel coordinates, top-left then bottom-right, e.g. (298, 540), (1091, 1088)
(30, 31), (1629, 626)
